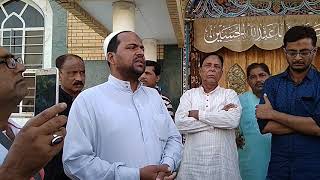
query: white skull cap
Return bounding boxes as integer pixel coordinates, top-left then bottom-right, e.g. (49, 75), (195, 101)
(103, 30), (133, 59)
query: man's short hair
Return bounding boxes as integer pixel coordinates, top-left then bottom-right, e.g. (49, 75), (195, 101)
(284, 26), (317, 47)
(105, 31), (130, 67)
(145, 60), (161, 76)
(107, 34), (121, 54)
(200, 52), (224, 67)
(246, 63), (271, 78)
(56, 54), (84, 70)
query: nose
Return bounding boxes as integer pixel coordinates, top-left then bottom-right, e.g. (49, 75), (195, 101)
(75, 72), (83, 81)
(139, 73), (146, 80)
(294, 53), (303, 60)
(137, 47), (144, 56)
(257, 76), (264, 82)
(208, 66), (217, 72)
(15, 63), (26, 74)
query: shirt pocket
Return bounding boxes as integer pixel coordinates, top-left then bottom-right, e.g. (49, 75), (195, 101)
(153, 114), (169, 150)
(297, 96), (316, 115)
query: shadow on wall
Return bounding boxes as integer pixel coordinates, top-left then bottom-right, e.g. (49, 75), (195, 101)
(84, 60), (110, 89)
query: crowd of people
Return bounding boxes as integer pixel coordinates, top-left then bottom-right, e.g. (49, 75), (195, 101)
(0, 25), (319, 180)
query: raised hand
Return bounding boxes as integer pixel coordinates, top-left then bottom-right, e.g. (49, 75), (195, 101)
(2, 103), (67, 179)
(256, 94), (274, 120)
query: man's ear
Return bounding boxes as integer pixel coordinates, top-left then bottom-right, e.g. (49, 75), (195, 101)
(59, 71), (62, 82)
(107, 52), (116, 65)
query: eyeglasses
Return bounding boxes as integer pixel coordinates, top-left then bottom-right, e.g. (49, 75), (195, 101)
(0, 56), (23, 69)
(284, 47), (317, 58)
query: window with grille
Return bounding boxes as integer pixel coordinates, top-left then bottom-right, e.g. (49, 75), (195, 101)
(157, 44), (164, 60)
(0, 0), (45, 116)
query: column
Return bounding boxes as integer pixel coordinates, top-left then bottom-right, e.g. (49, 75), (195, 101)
(142, 38), (158, 62)
(112, 0), (136, 32)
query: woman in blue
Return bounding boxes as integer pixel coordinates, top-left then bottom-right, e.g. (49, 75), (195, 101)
(238, 63), (271, 180)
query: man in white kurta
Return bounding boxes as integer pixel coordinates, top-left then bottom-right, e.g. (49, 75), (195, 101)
(176, 53), (242, 180)
(63, 31), (182, 180)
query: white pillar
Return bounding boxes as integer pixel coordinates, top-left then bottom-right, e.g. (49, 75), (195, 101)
(143, 38), (158, 62)
(112, 1), (136, 32)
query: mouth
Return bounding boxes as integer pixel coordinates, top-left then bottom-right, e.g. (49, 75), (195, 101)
(255, 84), (264, 89)
(73, 84), (83, 87)
(293, 62), (305, 66)
(16, 78), (25, 85)
(134, 58), (145, 66)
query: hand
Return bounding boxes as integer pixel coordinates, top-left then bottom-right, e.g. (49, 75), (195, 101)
(222, 103), (237, 111)
(236, 134), (245, 149)
(2, 103), (67, 179)
(155, 164), (172, 180)
(164, 172), (177, 180)
(256, 94), (274, 120)
(140, 165), (170, 180)
(188, 110), (199, 120)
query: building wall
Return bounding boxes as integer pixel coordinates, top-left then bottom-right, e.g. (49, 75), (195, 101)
(84, 60), (109, 88)
(67, 12), (105, 61)
(50, 0), (67, 65)
(158, 45), (182, 110)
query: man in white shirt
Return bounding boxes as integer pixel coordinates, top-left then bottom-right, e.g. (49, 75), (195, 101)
(175, 53), (242, 180)
(62, 31), (182, 180)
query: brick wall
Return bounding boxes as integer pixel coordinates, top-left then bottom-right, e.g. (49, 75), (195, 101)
(67, 12), (105, 60)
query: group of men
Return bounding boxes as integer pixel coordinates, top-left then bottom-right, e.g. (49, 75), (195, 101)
(0, 25), (319, 180)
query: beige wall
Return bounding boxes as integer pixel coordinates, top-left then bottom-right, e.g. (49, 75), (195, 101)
(67, 12), (105, 60)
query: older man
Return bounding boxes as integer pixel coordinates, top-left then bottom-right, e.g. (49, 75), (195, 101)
(44, 54), (85, 180)
(257, 26), (320, 179)
(0, 47), (67, 179)
(176, 53), (242, 180)
(63, 31), (182, 180)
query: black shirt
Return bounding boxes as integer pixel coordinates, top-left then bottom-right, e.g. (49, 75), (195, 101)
(44, 87), (74, 180)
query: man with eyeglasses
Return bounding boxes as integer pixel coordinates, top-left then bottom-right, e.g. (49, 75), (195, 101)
(0, 47), (67, 180)
(256, 26), (320, 179)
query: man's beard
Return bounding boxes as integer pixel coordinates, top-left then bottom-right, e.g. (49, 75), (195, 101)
(290, 63), (310, 73)
(128, 65), (145, 79)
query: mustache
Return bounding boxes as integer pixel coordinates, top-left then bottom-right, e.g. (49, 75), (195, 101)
(255, 82), (264, 87)
(292, 61), (305, 65)
(73, 81), (84, 86)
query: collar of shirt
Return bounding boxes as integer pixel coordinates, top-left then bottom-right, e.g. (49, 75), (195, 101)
(200, 85), (221, 95)
(108, 74), (142, 93)
(279, 67), (316, 82)
(59, 86), (73, 103)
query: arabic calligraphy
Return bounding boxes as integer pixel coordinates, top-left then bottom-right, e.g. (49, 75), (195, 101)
(204, 23), (283, 43)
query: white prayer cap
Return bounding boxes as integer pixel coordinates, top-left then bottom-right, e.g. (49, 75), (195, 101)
(103, 30), (132, 59)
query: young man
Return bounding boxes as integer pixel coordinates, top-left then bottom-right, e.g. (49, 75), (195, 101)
(238, 63), (271, 180)
(0, 47), (67, 179)
(139, 60), (174, 119)
(257, 26), (320, 179)
(63, 31), (182, 180)
(44, 54), (85, 180)
(175, 53), (242, 180)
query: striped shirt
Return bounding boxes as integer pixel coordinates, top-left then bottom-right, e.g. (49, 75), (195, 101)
(175, 86), (242, 180)
(161, 94), (174, 120)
